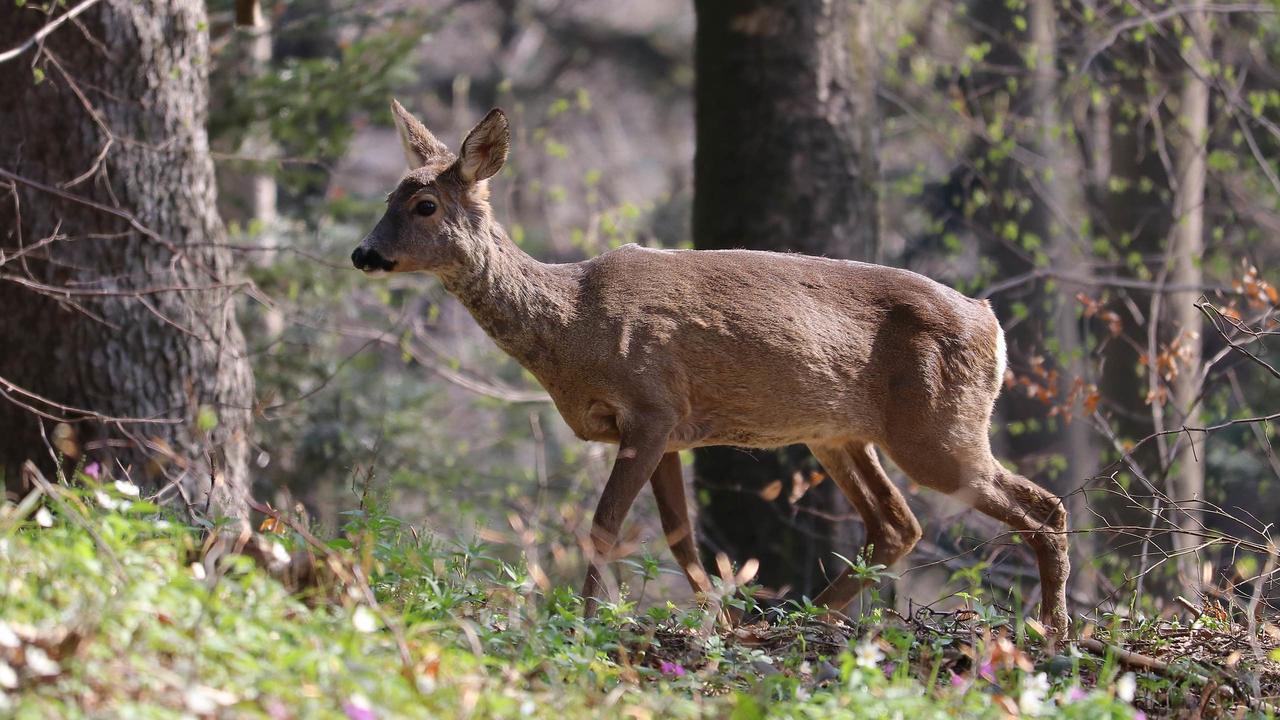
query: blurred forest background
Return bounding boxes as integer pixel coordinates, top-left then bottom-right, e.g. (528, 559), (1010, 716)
(2, 0), (1279, 626)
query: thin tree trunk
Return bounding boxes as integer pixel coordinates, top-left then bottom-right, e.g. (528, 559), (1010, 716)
(0, 0), (254, 517)
(691, 0), (878, 600)
(1171, 0), (1210, 590)
(248, 21), (279, 254)
(853, 1), (881, 264)
(230, 11), (285, 339)
(216, 13), (277, 249)
(1028, 0), (1098, 604)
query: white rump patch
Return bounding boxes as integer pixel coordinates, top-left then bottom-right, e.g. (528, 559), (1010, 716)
(993, 321), (1007, 385)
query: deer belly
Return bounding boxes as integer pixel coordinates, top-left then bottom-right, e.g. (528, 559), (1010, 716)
(676, 404), (856, 450)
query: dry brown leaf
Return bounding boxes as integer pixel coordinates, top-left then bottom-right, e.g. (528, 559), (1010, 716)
(759, 480), (783, 502)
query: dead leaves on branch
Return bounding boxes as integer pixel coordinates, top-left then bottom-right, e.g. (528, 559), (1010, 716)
(758, 470), (825, 505)
(1006, 353), (1100, 423)
(1031, 262), (1280, 417)
(1233, 264), (1280, 311)
(1077, 292), (1124, 338)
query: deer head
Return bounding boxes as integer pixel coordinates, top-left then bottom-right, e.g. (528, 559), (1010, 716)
(351, 100), (510, 275)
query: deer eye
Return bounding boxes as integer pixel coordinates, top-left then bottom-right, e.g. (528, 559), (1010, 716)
(414, 199), (437, 217)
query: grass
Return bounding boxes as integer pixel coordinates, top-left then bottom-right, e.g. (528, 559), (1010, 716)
(0, 476), (1196, 718)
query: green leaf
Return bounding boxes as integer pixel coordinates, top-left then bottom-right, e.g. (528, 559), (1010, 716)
(196, 405), (219, 433)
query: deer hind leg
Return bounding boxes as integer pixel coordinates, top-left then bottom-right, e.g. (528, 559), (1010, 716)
(883, 434), (1070, 635)
(983, 466), (1070, 634)
(808, 442), (922, 615)
(649, 452), (712, 597)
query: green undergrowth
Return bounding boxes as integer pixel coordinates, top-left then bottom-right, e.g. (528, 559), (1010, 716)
(0, 480), (1154, 719)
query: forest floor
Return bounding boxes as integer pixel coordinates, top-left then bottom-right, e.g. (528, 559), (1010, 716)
(1, 477), (1278, 719)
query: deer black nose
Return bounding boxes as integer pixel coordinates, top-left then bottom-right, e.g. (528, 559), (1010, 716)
(351, 247), (396, 271)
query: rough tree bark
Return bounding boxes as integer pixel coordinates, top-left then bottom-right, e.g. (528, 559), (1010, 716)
(1170, 0), (1210, 589)
(691, 0), (879, 600)
(0, 0), (254, 517)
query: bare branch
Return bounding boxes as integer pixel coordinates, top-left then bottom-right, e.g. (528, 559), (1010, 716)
(0, 0), (107, 65)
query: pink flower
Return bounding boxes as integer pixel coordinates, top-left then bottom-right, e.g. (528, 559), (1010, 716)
(1066, 685), (1088, 702)
(84, 462), (100, 480)
(883, 662), (896, 678)
(950, 672), (967, 688)
(659, 661), (686, 678)
(978, 661), (995, 682)
(1134, 712), (1146, 720)
(264, 698), (291, 720)
(342, 694), (375, 720)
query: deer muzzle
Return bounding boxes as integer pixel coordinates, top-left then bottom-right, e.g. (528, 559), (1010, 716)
(351, 245), (397, 273)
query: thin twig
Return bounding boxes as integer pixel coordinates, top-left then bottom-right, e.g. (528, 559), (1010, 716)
(0, 0), (107, 64)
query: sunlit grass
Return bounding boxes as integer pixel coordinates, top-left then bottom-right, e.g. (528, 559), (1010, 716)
(0, 483), (1149, 719)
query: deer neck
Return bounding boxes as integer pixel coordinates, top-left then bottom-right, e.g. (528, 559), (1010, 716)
(438, 222), (578, 371)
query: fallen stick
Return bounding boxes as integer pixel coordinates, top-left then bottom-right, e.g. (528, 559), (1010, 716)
(1173, 595), (1206, 623)
(1079, 637), (1280, 715)
(1079, 637), (1172, 674)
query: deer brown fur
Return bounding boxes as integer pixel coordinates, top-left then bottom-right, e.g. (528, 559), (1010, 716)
(352, 101), (1071, 634)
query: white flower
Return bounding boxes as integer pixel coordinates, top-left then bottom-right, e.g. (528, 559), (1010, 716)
(520, 699), (536, 716)
(25, 647), (60, 677)
(1116, 672), (1137, 702)
(94, 491), (118, 511)
(190, 562), (207, 580)
(0, 623), (18, 649)
(270, 541), (291, 565)
(185, 688), (216, 714)
(0, 661), (17, 689)
(854, 640), (884, 669)
(344, 692), (374, 717)
(113, 480), (140, 497)
(184, 685), (236, 714)
(1019, 672), (1051, 716)
(352, 606), (379, 633)
(34, 507), (53, 528)
(1019, 690), (1045, 715)
(417, 674), (437, 694)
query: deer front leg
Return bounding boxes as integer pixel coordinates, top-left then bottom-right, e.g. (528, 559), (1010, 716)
(581, 422), (671, 617)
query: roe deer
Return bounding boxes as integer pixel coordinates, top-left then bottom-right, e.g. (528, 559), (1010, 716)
(351, 101), (1071, 634)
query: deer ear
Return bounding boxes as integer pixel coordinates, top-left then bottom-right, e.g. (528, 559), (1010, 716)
(457, 108), (510, 184)
(391, 99), (449, 169)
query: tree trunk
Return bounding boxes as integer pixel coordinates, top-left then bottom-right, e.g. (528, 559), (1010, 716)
(0, 0), (254, 517)
(1028, 0), (1098, 604)
(219, 12), (279, 251)
(1170, 0), (1210, 590)
(691, 0), (878, 600)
